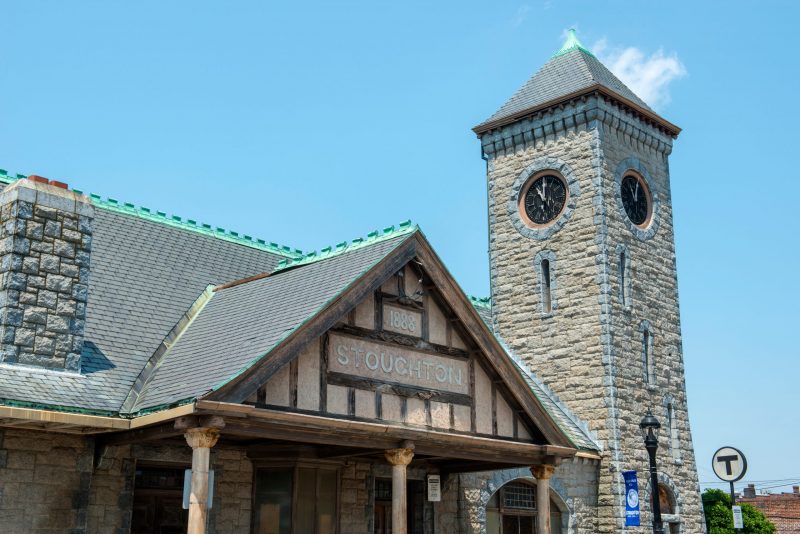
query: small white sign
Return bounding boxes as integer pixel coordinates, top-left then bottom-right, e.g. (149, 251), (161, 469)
(183, 469), (215, 510)
(427, 475), (441, 502)
(712, 446), (747, 482)
(732, 505), (743, 528)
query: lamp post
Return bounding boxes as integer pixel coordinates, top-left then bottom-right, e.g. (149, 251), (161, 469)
(640, 411), (664, 534)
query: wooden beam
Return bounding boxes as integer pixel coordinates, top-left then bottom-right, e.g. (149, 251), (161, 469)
(96, 422), (183, 446)
(197, 401), (574, 466)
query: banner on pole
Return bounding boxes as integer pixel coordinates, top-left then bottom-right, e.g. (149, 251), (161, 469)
(623, 471), (641, 526)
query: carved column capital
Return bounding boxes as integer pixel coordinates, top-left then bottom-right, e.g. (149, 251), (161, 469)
(385, 448), (415, 466)
(531, 464), (557, 480)
(184, 427), (220, 449)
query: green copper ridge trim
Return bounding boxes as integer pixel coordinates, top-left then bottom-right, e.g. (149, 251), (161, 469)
(552, 28), (594, 58)
(0, 397), (120, 418)
(274, 220), (417, 272)
(0, 169), (303, 259)
(468, 295), (491, 309)
(131, 397), (195, 417)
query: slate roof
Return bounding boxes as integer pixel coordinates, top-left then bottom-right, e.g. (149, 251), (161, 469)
(0, 171), (599, 451)
(130, 227), (415, 413)
(474, 30), (653, 133)
(0, 175), (294, 414)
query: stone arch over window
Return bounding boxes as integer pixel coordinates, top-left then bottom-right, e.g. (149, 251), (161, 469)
(663, 394), (682, 463)
(477, 468), (574, 534)
(615, 243), (632, 310)
(639, 320), (654, 385)
(643, 473), (682, 534)
(534, 250), (557, 316)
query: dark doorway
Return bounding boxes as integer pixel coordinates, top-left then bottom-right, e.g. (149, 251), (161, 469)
(374, 478), (426, 534)
(131, 466), (189, 534)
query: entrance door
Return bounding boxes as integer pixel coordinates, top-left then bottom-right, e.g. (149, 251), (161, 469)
(374, 479), (425, 534)
(131, 466), (189, 534)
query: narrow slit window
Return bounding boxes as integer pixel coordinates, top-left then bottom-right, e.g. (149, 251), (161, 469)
(542, 259), (552, 313)
(642, 330), (649, 382)
(667, 402), (681, 461)
(619, 251), (626, 306)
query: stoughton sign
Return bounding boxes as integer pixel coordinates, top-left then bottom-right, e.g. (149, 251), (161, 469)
(328, 333), (469, 395)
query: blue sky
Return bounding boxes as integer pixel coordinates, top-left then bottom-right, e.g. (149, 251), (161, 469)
(2, 1), (798, 495)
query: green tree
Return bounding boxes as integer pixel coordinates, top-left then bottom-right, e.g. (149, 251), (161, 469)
(702, 489), (776, 534)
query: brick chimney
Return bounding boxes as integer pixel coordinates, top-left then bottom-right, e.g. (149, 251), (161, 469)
(743, 484), (756, 498)
(0, 177), (93, 372)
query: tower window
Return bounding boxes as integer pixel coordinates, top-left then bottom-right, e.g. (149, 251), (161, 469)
(534, 250), (557, 316)
(665, 398), (681, 462)
(542, 259), (552, 313)
(619, 251), (626, 306)
(616, 244), (631, 308)
(639, 320), (654, 384)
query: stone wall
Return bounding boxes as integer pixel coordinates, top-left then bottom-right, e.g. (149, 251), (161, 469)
(482, 96), (704, 533)
(0, 178), (93, 372)
(0, 428), (94, 533)
(599, 120), (705, 533)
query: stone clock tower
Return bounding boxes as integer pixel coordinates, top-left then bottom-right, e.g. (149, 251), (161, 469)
(474, 31), (704, 533)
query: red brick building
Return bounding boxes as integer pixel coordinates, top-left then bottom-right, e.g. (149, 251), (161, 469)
(740, 485), (800, 533)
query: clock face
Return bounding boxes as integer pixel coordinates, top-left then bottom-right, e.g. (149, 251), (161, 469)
(621, 174), (650, 226)
(522, 174), (567, 225)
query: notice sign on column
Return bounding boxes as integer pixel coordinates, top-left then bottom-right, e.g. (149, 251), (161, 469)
(732, 506), (743, 529)
(427, 475), (441, 502)
(622, 471), (640, 526)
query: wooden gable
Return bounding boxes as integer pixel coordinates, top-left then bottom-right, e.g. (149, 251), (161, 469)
(241, 259), (547, 445)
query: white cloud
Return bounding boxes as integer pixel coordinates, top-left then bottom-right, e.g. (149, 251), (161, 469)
(512, 5), (531, 27)
(592, 38), (686, 109)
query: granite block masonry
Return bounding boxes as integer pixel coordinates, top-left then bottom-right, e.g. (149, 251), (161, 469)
(0, 178), (94, 372)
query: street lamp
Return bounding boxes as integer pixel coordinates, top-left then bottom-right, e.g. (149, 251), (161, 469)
(640, 411), (664, 534)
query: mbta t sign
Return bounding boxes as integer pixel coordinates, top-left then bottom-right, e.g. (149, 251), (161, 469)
(712, 446), (748, 532)
(712, 446), (747, 482)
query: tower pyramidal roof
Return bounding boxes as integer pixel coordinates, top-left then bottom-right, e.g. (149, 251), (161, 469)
(474, 29), (679, 136)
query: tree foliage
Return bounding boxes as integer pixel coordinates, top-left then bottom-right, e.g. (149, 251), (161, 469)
(702, 489), (776, 534)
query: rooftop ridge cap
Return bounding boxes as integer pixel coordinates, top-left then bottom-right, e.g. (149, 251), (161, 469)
(552, 28), (595, 58)
(0, 170), (303, 259)
(274, 220), (417, 272)
(495, 335), (601, 450)
(468, 295), (492, 309)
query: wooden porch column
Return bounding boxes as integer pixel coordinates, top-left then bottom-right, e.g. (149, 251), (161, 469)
(531, 464), (557, 534)
(385, 445), (415, 534)
(184, 427), (220, 534)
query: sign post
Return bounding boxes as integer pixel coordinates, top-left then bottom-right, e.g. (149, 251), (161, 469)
(712, 446), (747, 532)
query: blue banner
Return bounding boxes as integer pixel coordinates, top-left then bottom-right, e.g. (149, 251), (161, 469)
(623, 471), (640, 526)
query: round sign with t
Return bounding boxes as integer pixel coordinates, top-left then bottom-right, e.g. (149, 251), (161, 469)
(712, 446), (747, 482)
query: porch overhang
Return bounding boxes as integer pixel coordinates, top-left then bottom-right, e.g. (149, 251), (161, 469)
(197, 401), (577, 470)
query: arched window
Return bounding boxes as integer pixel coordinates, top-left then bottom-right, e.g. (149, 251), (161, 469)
(639, 320), (654, 384)
(534, 250), (557, 317)
(486, 480), (563, 534)
(658, 484), (680, 534)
